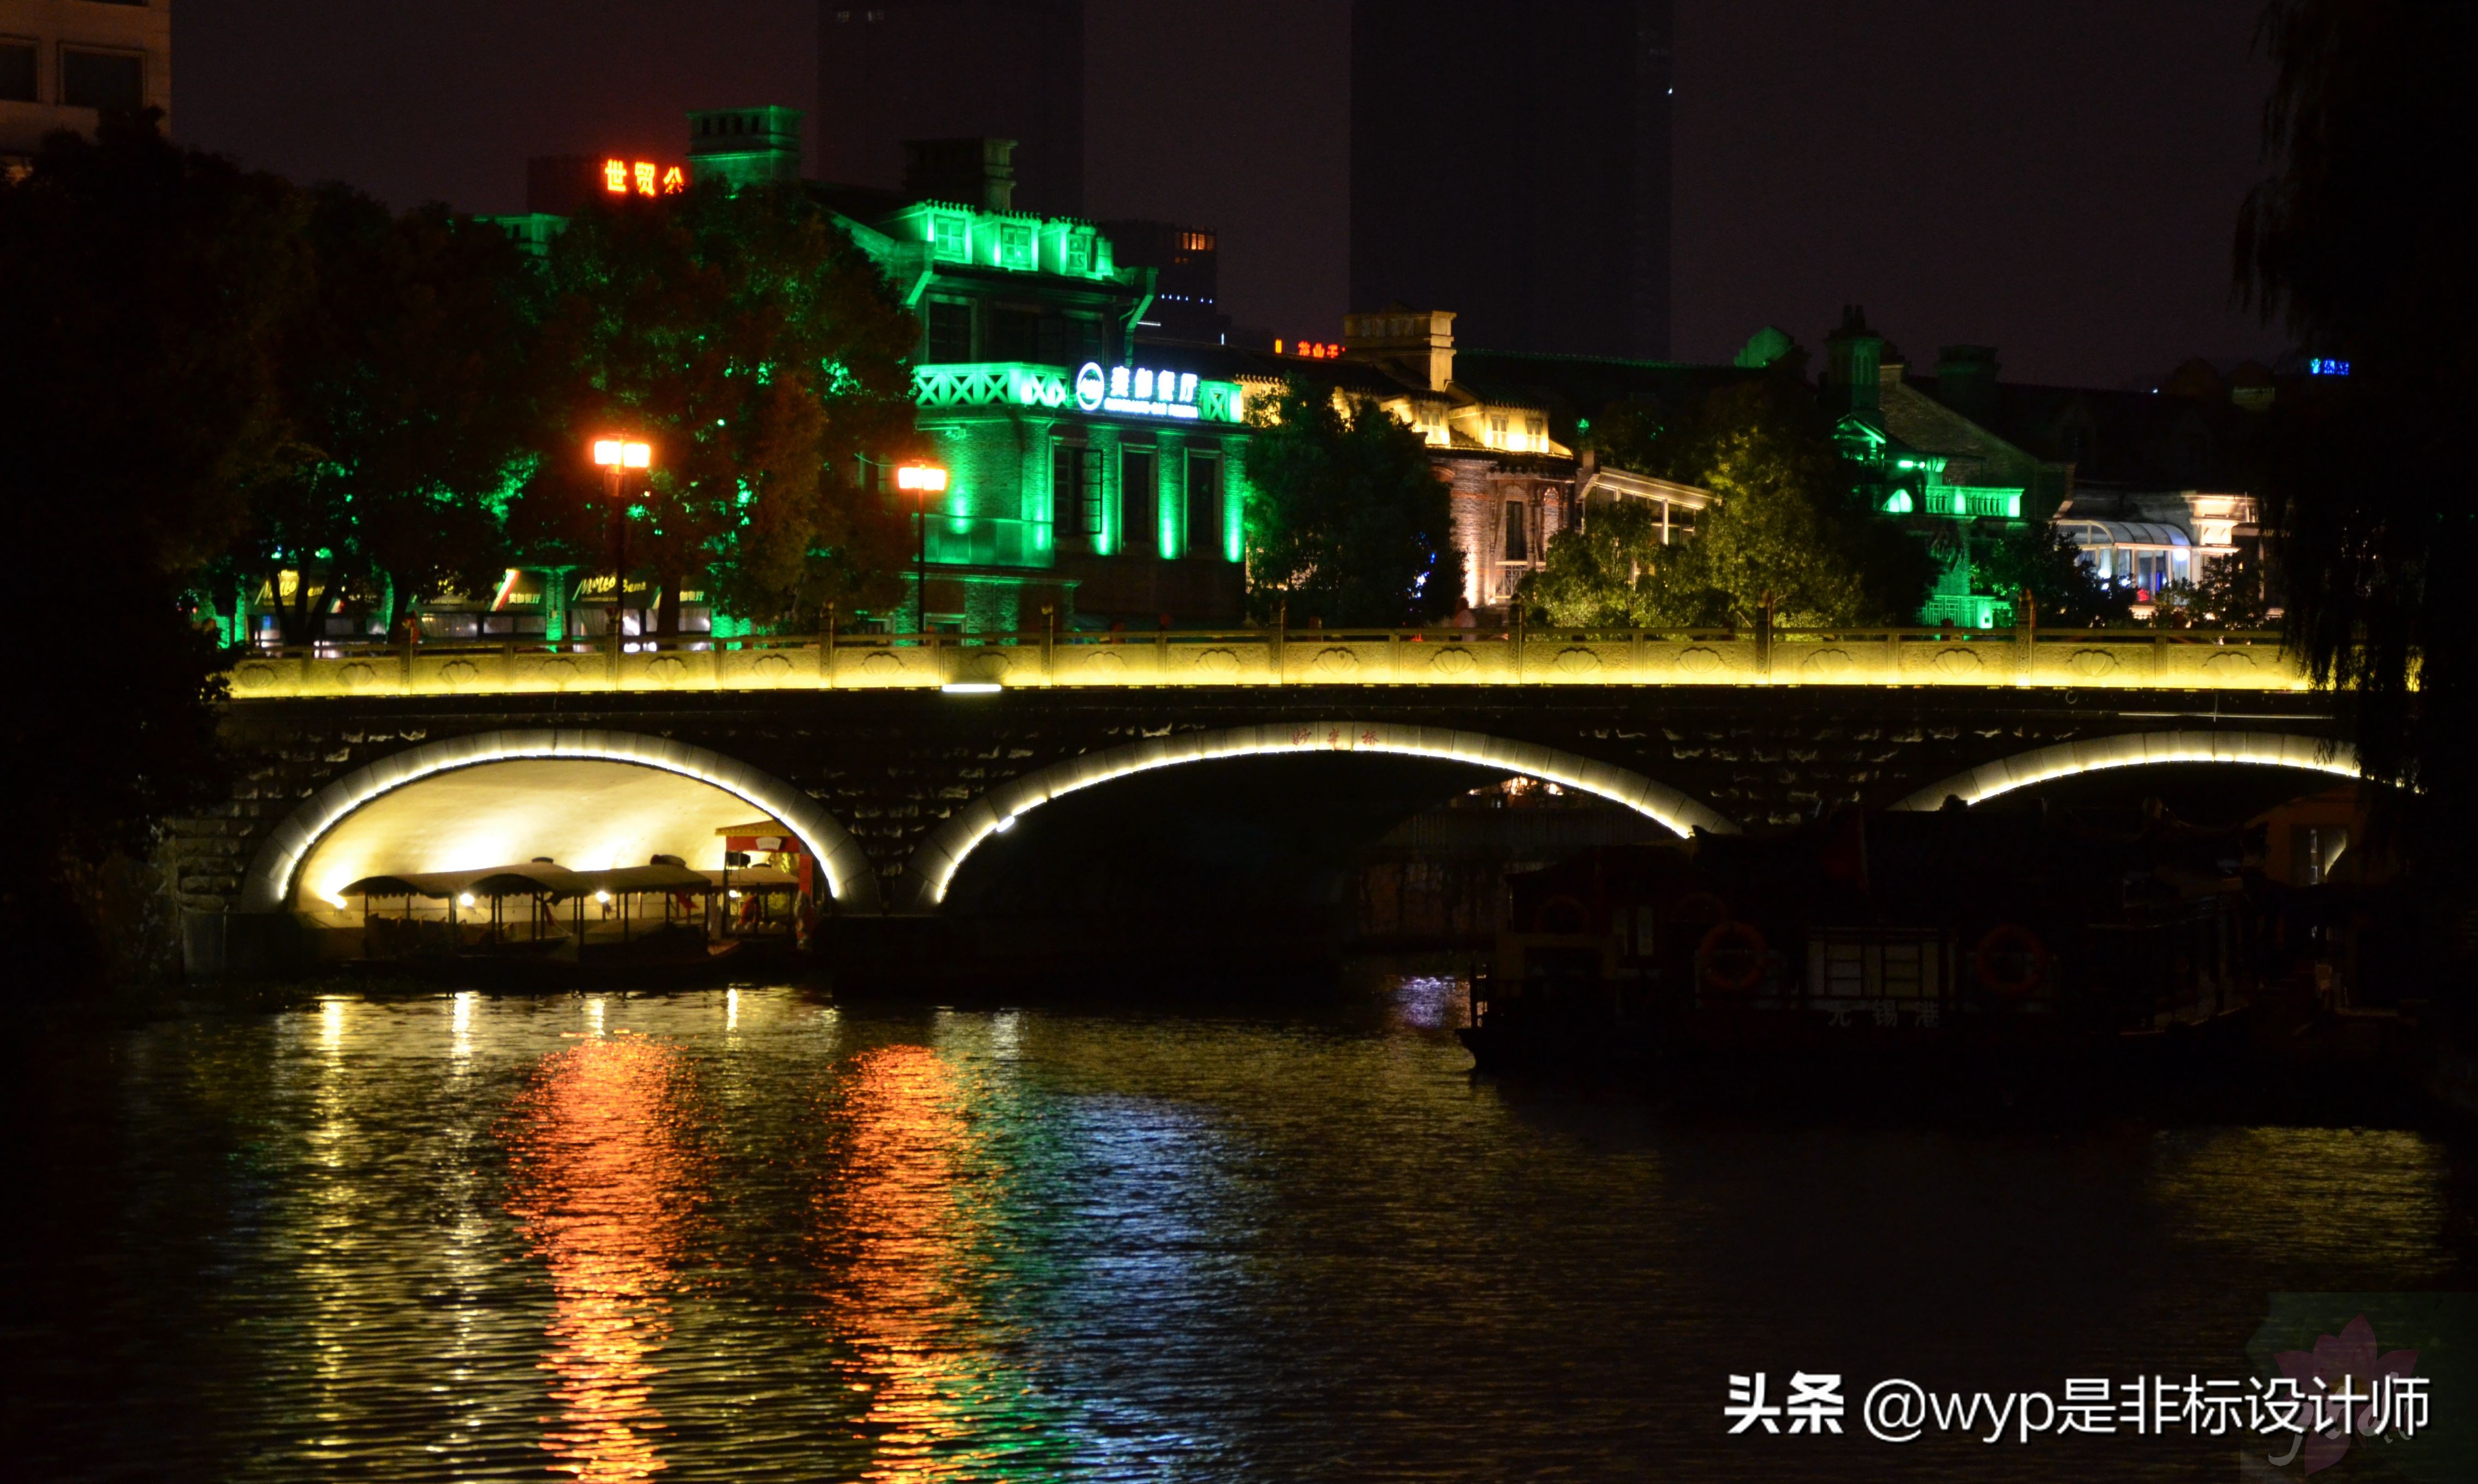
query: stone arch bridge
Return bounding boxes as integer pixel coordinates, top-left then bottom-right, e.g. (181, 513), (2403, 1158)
(175, 628), (2353, 967)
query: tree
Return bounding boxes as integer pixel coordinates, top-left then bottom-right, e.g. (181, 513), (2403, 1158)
(1521, 498), (1672, 626)
(224, 185), (543, 643)
(1243, 378), (1466, 625)
(520, 181), (920, 633)
(1973, 521), (2130, 628)
(1527, 380), (1933, 628)
(2236, 1), (2478, 848)
(0, 114), (310, 988)
(2147, 550), (2275, 630)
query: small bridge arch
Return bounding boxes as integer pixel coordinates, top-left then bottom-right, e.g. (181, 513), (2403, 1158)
(1891, 730), (2358, 812)
(897, 720), (1737, 912)
(236, 727), (880, 913)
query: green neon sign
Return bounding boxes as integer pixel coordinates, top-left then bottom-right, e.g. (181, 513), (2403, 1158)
(914, 362), (1244, 423)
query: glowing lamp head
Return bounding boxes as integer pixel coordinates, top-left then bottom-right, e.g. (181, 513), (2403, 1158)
(593, 438), (653, 469)
(895, 464), (949, 494)
(457, 893), (476, 908)
(594, 890), (612, 904)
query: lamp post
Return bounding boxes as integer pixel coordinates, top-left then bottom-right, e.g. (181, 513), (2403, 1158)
(895, 463), (949, 636)
(592, 437), (653, 645)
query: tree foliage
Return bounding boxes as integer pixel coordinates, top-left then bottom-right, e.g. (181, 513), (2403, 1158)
(1520, 498), (1673, 625)
(521, 182), (920, 629)
(1243, 378), (1466, 625)
(228, 186), (544, 641)
(1527, 381), (1933, 628)
(1973, 521), (2130, 628)
(2236, 0), (2478, 848)
(2146, 551), (2276, 630)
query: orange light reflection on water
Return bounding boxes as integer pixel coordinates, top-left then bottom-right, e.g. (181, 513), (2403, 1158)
(505, 1033), (696, 1481)
(826, 1043), (993, 1480)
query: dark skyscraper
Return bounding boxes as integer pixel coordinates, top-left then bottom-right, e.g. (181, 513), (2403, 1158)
(817, 1), (1085, 214)
(1349, 1), (1672, 359)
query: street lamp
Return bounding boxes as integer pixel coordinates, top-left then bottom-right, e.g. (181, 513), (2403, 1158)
(896, 463), (949, 636)
(592, 437), (653, 644)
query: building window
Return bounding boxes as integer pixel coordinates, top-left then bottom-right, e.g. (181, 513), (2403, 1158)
(1064, 314), (1105, 365)
(61, 50), (143, 112)
(1053, 444), (1103, 545)
(990, 307), (1039, 363)
(1121, 448), (1157, 556)
(925, 301), (972, 363)
(931, 213), (970, 262)
(1185, 453), (1223, 560)
(0, 43), (33, 104)
(1502, 499), (1529, 563)
(1490, 415), (1509, 447)
(1526, 417), (1546, 449)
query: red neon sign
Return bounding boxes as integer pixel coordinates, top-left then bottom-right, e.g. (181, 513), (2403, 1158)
(603, 159), (687, 197)
(1275, 338), (1343, 360)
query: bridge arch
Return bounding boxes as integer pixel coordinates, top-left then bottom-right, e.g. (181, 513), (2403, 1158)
(897, 720), (1737, 912)
(237, 727), (880, 913)
(1891, 729), (2357, 812)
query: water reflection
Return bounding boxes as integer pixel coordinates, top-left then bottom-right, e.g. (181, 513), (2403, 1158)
(504, 1031), (700, 1480)
(821, 1042), (998, 1479)
(12, 985), (2473, 1484)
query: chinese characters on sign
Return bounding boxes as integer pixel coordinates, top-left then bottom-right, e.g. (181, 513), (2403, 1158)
(1076, 361), (1204, 420)
(602, 159), (687, 197)
(1723, 1371), (2431, 1450)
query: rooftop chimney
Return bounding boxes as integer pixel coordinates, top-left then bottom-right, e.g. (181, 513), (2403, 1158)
(1343, 304), (1456, 392)
(903, 137), (1018, 213)
(1823, 305), (1884, 416)
(1936, 344), (1999, 422)
(686, 106), (805, 190)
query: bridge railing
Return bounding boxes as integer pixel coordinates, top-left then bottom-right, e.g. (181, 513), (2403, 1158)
(216, 625), (2305, 699)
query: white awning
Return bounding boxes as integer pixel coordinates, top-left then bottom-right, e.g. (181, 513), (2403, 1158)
(2057, 520), (2190, 548)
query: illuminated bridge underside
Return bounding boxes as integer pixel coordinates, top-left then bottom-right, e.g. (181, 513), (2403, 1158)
(236, 728), (881, 914)
(222, 630), (2310, 700)
(1893, 731), (2357, 812)
(898, 722), (1740, 911)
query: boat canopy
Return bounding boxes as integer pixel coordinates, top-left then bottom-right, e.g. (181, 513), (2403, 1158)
(704, 864), (800, 891)
(337, 861), (717, 901)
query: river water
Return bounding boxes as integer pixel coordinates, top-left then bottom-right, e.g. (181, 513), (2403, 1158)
(7, 980), (2470, 1481)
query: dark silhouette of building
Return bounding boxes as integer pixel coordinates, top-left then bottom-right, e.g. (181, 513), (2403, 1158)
(1101, 220), (1228, 344)
(1349, 0), (1672, 359)
(817, 0), (1084, 215)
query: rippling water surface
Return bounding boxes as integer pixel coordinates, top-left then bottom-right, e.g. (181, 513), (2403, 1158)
(8, 981), (2471, 1481)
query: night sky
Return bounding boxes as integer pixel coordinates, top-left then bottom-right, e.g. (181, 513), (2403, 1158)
(175, 0), (2275, 387)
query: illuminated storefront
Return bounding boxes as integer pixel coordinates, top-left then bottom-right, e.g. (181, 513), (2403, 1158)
(824, 159), (1254, 630)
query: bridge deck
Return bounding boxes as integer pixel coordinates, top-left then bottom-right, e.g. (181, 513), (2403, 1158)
(221, 627), (2306, 700)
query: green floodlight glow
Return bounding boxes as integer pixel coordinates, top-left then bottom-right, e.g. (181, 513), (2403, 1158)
(1884, 491), (1914, 514)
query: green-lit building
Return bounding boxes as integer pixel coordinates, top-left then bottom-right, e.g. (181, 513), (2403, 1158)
(496, 115), (1253, 636)
(1822, 309), (2068, 629)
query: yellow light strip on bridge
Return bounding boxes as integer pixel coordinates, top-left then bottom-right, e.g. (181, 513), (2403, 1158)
(897, 722), (1738, 911)
(218, 631), (2311, 698)
(1891, 730), (2358, 811)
